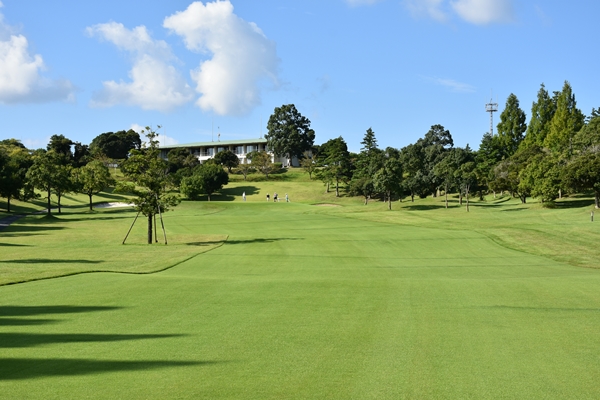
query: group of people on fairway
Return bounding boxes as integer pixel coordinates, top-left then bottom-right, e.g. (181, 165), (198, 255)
(241, 192), (289, 202)
(266, 192), (289, 202)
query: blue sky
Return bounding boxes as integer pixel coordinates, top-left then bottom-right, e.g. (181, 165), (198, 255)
(0, 0), (597, 152)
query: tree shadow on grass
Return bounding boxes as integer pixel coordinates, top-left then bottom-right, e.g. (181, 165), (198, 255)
(0, 358), (217, 380)
(0, 318), (59, 326)
(0, 333), (186, 348)
(2, 259), (103, 264)
(403, 204), (448, 211)
(185, 238), (302, 246)
(0, 243), (31, 247)
(554, 199), (596, 209)
(0, 305), (121, 317)
(0, 224), (66, 235)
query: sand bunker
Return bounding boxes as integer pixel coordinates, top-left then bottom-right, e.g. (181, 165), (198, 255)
(95, 202), (133, 208)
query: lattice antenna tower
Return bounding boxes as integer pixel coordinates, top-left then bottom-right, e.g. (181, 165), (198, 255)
(485, 94), (498, 135)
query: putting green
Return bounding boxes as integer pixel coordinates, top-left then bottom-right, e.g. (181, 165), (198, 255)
(1, 201), (600, 398)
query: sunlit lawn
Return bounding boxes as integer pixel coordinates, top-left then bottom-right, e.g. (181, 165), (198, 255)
(1, 175), (600, 398)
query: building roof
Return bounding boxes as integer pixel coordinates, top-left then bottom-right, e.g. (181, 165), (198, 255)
(158, 138), (267, 149)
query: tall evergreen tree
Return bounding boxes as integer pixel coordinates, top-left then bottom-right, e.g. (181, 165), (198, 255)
(496, 93), (527, 157)
(545, 81), (585, 156)
(523, 83), (556, 148)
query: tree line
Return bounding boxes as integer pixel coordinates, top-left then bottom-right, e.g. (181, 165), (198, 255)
(300, 81), (600, 210)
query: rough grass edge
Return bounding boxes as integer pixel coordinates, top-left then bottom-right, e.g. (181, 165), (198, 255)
(0, 237), (228, 288)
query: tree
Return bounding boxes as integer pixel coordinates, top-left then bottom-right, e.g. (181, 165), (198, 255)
(266, 104), (315, 164)
(419, 124), (454, 196)
(432, 147), (472, 208)
(213, 149), (239, 173)
(523, 83), (556, 148)
(0, 141), (33, 212)
(300, 151), (318, 179)
(399, 143), (426, 202)
(493, 146), (541, 204)
(319, 137), (352, 197)
(90, 130), (141, 160)
(373, 148), (403, 210)
(350, 128), (384, 204)
(545, 81), (585, 156)
(52, 163), (75, 214)
(456, 158), (477, 212)
(562, 153), (600, 209)
(181, 164), (229, 201)
(120, 126), (179, 244)
(496, 93), (527, 157)
(476, 132), (504, 197)
(73, 142), (91, 167)
(520, 152), (561, 204)
(237, 161), (252, 181)
(74, 160), (115, 211)
(249, 151), (274, 178)
(47, 134), (73, 162)
(563, 111), (600, 208)
(26, 151), (64, 215)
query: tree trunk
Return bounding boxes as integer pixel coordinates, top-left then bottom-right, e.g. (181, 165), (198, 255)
(595, 191), (599, 209)
(335, 179), (339, 197)
(444, 184), (448, 208)
(57, 193), (62, 214)
(326, 182), (329, 193)
(47, 188), (51, 215)
(7, 196), (11, 213)
(388, 191), (392, 210)
(411, 192), (415, 202)
(154, 214), (158, 243)
(459, 191), (463, 206)
(558, 188), (562, 199)
(208, 194), (211, 201)
(466, 188), (470, 212)
(364, 196), (368, 205)
(493, 190), (496, 199)
(147, 213), (153, 244)
(89, 193), (93, 211)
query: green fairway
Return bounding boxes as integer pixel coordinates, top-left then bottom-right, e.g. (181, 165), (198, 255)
(2, 191), (600, 398)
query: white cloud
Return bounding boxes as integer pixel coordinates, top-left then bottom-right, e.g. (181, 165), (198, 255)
(345, 0), (384, 6)
(87, 22), (194, 112)
(435, 78), (475, 93)
(156, 134), (179, 146)
(450, 0), (515, 25)
(404, 0), (448, 22)
(422, 76), (476, 93)
(404, 0), (514, 25)
(163, 1), (279, 116)
(129, 123), (145, 134)
(0, 6), (75, 104)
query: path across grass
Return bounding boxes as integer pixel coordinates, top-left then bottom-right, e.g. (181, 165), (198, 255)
(1, 198), (600, 398)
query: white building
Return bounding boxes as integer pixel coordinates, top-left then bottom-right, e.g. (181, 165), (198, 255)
(159, 138), (297, 166)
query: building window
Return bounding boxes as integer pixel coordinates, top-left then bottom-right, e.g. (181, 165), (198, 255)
(217, 147), (225, 153)
(235, 146), (244, 155)
(246, 145), (256, 153)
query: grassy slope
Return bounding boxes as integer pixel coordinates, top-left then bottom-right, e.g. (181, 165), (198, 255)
(1, 169), (600, 398)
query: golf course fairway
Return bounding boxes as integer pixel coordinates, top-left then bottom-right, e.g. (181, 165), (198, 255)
(1, 199), (600, 399)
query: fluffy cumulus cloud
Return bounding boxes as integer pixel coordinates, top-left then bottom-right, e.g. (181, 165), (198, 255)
(163, 1), (279, 116)
(404, 0), (448, 22)
(404, 0), (515, 25)
(450, 0), (515, 25)
(0, 3), (75, 104)
(87, 22), (194, 112)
